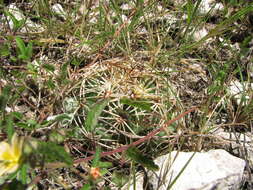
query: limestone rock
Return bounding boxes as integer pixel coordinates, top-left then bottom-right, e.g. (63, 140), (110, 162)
(198, 0), (224, 16)
(193, 27), (209, 41)
(228, 80), (253, 105)
(124, 149), (245, 190)
(4, 4), (44, 33)
(173, 0), (224, 16)
(52, 4), (67, 20)
(215, 131), (253, 168)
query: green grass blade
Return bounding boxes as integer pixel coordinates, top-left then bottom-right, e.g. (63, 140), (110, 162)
(166, 152), (196, 190)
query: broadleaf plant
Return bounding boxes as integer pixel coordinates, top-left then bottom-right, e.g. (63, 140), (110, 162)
(36, 141), (73, 166)
(15, 37), (33, 61)
(85, 99), (109, 132)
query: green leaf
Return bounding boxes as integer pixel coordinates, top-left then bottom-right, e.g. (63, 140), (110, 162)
(100, 168), (109, 176)
(97, 161), (112, 168)
(37, 141), (73, 165)
(112, 171), (129, 188)
(18, 54), (27, 60)
(0, 85), (12, 111)
(0, 95), (8, 111)
(85, 99), (109, 132)
(54, 113), (72, 122)
(16, 122), (39, 131)
(20, 163), (28, 185)
(15, 37), (33, 61)
(15, 37), (26, 56)
(11, 112), (23, 120)
(92, 147), (101, 167)
(6, 114), (14, 142)
(70, 58), (81, 67)
(46, 79), (56, 89)
(27, 41), (33, 59)
(26, 63), (38, 73)
(126, 147), (159, 171)
(42, 63), (55, 72)
(120, 98), (152, 111)
(0, 44), (10, 57)
(58, 62), (69, 83)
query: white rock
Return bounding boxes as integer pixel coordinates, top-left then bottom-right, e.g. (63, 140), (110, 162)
(5, 3), (44, 33)
(157, 5), (163, 12)
(7, 4), (24, 22)
(78, 4), (87, 15)
(229, 80), (244, 95)
(5, 106), (12, 113)
(121, 15), (128, 23)
(215, 131), (253, 167)
(199, 0), (224, 16)
(52, 4), (67, 20)
(173, 0), (186, 6)
(90, 16), (98, 24)
(159, 13), (178, 26)
(228, 80), (253, 105)
(120, 3), (132, 10)
(193, 27), (209, 41)
(125, 149), (245, 190)
(139, 12), (178, 29)
(136, 26), (148, 34)
(89, 12), (98, 24)
(173, 0), (224, 16)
